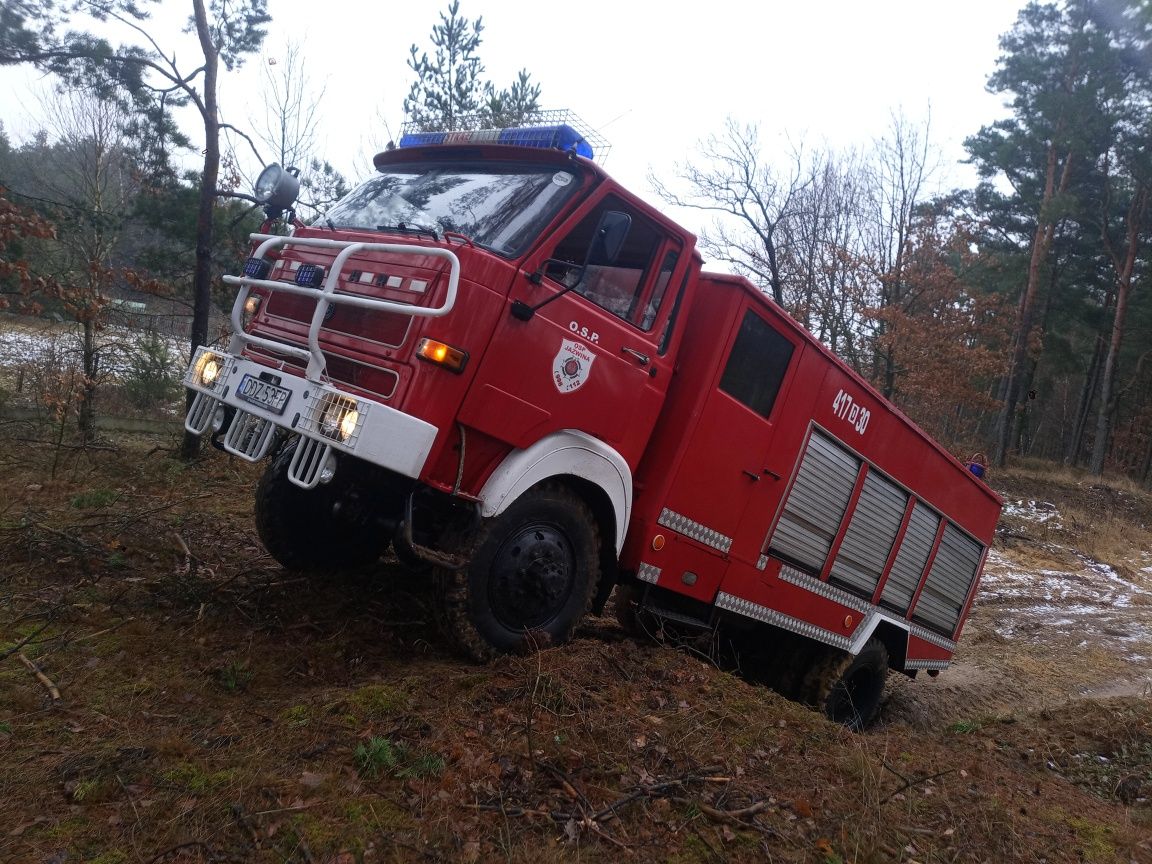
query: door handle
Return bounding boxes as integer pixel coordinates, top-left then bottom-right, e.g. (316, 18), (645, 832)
(621, 346), (650, 366)
(744, 468), (781, 482)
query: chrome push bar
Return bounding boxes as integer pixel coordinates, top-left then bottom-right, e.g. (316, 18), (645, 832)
(225, 233), (461, 381)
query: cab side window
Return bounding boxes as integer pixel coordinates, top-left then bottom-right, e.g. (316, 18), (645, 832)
(720, 310), (795, 419)
(545, 197), (676, 332)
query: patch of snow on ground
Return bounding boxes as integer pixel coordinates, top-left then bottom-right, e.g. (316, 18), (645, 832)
(977, 547), (1152, 658)
(1, 323), (185, 379)
(1001, 499), (1063, 529)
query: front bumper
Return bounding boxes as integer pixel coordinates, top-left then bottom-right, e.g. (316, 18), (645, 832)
(184, 347), (438, 487)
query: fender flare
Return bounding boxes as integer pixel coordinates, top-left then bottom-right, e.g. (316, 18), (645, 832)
(478, 430), (632, 554)
(850, 612), (905, 655)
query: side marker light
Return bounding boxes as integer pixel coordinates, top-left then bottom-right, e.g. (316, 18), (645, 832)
(416, 338), (468, 373)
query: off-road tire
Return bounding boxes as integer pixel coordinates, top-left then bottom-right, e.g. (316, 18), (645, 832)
(612, 582), (645, 635)
(800, 638), (889, 731)
(435, 483), (600, 662)
(254, 442), (388, 572)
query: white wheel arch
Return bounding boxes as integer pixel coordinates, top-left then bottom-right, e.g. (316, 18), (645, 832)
(478, 430), (632, 553)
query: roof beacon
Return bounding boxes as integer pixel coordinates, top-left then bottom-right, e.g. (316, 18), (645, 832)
(396, 110), (610, 161)
(399, 124), (593, 159)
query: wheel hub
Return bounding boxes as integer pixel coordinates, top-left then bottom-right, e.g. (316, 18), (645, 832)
(489, 524), (576, 630)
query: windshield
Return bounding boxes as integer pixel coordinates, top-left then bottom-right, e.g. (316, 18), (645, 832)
(320, 161), (581, 257)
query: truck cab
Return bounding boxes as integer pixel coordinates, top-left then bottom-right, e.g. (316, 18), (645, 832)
(184, 120), (697, 658)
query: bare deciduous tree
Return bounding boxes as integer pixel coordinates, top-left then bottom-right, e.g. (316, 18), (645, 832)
(649, 119), (812, 307)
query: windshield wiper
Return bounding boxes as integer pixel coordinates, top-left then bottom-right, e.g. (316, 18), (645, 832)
(375, 222), (440, 241)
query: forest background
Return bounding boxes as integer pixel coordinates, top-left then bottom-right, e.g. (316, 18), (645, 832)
(1, 0), (1151, 480)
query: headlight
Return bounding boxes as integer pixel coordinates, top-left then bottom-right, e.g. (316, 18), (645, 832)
(318, 394), (361, 443)
(242, 295), (262, 328)
(193, 351), (225, 389)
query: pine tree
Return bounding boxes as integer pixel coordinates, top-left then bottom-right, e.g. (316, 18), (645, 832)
(404, 1), (488, 132)
(403, 1), (541, 132)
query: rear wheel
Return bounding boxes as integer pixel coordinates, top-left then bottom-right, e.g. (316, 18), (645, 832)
(801, 638), (889, 731)
(436, 483), (600, 661)
(254, 441), (389, 572)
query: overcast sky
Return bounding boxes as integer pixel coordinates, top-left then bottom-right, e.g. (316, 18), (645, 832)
(1, 0), (1029, 233)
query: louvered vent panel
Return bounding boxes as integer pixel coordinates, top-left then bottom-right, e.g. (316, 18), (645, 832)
(879, 501), (939, 614)
(913, 524), (983, 635)
(829, 470), (908, 598)
(769, 432), (860, 573)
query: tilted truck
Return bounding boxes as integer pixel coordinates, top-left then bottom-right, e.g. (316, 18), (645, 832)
(183, 116), (1002, 728)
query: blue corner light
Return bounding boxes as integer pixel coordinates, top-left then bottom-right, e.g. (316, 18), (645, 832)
(398, 112), (605, 161)
(243, 257), (271, 279)
(295, 263), (326, 288)
(497, 125), (593, 159)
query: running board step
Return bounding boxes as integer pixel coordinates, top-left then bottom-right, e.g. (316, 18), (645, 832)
(288, 437), (332, 489)
(221, 410), (276, 461)
(185, 392), (219, 435)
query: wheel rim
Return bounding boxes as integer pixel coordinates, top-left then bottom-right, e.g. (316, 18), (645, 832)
(487, 522), (577, 631)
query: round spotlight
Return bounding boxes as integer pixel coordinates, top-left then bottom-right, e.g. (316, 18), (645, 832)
(254, 163), (300, 211)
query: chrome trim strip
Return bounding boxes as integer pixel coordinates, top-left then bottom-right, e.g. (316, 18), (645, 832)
(908, 622), (957, 652)
(778, 564), (871, 612)
(636, 562), (661, 584)
(726, 559), (957, 667)
(716, 592), (851, 652)
(657, 508), (733, 554)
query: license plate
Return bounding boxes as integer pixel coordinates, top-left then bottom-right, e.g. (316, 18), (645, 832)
(236, 374), (291, 415)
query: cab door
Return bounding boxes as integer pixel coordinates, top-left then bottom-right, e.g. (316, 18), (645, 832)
(460, 194), (683, 469)
(655, 306), (801, 601)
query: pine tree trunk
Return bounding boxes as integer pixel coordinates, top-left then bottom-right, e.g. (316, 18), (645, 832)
(181, 0), (221, 461)
(1089, 187), (1147, 476)
(992, 144), (1071, 468)
(77, 316), (97, 444)
(1066, 335), (1104, 466)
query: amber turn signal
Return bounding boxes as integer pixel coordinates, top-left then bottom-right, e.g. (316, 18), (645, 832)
(415, 338), (468, 373)
(651, 534), (666, 551)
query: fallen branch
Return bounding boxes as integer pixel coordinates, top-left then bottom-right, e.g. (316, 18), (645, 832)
(467, 802), (572, 821)
(880, 763), (956, 804)
(17, 652), (61, 701)
(73, 617), (136, 643)
(468, 765), (730, 827)
(591, 765), (723, 823)
(0, 620), (53, 661)
(146, 841), (212, 864)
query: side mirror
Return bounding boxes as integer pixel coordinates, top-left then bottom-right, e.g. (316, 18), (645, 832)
(511, 209), (633, 322)
(587, 210), (630, 266)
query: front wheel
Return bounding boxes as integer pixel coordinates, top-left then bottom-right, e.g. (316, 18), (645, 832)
(254, 441), (389, 572)
(436, 483), (600, 661)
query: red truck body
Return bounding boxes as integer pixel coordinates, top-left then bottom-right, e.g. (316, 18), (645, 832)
(184, 122), (1001, 723)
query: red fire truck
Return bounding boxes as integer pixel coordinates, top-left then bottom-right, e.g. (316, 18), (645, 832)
(183, 116), (1002, 728)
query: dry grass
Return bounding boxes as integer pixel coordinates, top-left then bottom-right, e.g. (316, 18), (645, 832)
(1, 429), (1150, 862)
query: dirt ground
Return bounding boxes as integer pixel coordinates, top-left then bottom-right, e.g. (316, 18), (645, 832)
(1, 433), (1150, 864)
(883, 484), (1152, 729)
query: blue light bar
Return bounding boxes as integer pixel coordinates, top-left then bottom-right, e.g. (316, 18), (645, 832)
(398, 124), (594, 159)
